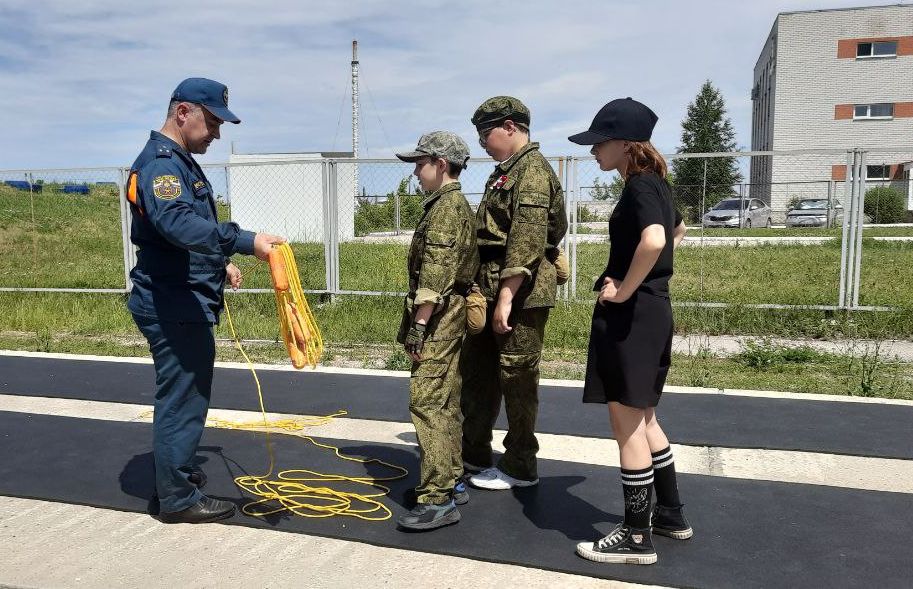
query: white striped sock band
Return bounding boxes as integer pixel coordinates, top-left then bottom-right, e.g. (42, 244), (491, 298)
(621, 468), (654, 487)
(652, 448), (674, 470)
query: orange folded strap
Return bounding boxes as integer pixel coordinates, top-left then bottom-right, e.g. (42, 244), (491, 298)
(268, 249), (289, 292)
(268, 244), (323, 369)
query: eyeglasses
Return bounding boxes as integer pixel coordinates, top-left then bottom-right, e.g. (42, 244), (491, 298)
(477, 125), (499, 147)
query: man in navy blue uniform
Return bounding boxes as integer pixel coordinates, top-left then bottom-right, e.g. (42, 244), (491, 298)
(126, 78), (284, 523)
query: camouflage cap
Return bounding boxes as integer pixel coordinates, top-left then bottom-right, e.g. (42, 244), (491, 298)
(395, 131), (470, 169)
(471, 96), (531, 129)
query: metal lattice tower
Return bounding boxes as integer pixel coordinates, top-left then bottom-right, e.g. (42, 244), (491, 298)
(351, 40), (359, 197)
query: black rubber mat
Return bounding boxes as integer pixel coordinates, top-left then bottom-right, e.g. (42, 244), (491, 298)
(0, 411), (910, 588)
(2, 355), (912, 460)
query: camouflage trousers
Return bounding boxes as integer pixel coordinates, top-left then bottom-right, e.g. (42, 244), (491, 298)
(410, 336), (463, 504)
(461, 306), (549, 481)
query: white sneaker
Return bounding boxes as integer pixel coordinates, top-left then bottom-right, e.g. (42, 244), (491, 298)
(468, 467), (538, 490)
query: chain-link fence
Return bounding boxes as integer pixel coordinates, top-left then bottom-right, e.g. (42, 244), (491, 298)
(855, 149), (913, 310)
(2, 148), (911, 311)
(206, 157), (331, 294)
(0, 167), (128, 292)
(567, 149), (913, 310)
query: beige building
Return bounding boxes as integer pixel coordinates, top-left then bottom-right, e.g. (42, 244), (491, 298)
(750, 4), (913, 212)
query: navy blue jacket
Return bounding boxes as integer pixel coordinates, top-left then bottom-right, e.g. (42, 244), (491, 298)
(126, 131), (255, 323)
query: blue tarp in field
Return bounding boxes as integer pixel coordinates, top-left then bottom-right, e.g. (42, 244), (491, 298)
(3, 180), (42, 192)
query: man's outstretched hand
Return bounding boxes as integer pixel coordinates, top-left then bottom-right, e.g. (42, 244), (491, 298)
(254, 233), (286, 261)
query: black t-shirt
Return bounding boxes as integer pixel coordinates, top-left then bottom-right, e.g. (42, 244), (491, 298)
(596, 172), (682, 297)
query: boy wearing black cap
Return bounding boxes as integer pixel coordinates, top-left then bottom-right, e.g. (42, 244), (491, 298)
(394, 131), (479, 531)
(462, 96), (567, 491)
(568, 98), (690, 565)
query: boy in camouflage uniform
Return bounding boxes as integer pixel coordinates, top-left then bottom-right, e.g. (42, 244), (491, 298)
(394, 131), (479, 531)
(462, 97), (568, 490)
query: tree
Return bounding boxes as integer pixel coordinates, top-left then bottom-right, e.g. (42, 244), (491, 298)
(354, 177), (426, 236)
(672, 80), (743, 210)
(588, 176), (624, 202)
(864, 186), (907, 224)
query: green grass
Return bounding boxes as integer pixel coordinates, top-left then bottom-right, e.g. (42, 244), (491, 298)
(575, 226), (913, 237)
(4, 291), (912, 345)
(2, 185), (913, 399)
(4, 186), (913, 309)
(198, 240), (913, 310)
(692, 226), (913, 238)
(2, 292), (912, 399)
(0, 186), (125, 288)
(576, 240), (913, 308)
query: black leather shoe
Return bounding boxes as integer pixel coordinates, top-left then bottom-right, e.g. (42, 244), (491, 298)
(158, 496), (235, 524)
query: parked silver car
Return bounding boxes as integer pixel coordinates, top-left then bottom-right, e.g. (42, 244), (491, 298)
(702, 198), (772, 228)
(785, 199), (843, 228)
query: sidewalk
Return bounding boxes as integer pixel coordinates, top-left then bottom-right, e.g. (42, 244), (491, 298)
(672, 334), (913, 361)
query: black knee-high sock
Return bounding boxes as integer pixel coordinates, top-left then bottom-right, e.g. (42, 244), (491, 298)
(621, 466), (653, 529)
(651, 446), (682, 507)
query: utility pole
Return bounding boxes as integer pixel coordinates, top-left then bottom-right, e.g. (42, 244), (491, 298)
(351, 40), (359, 197)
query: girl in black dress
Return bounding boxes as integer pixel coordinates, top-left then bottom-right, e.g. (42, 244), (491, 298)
(568, 98), (690, 565)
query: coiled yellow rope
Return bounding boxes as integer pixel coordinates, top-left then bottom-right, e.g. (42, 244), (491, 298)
(137, 244), (408, 520)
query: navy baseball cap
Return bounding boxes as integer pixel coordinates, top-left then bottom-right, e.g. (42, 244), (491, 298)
(568, 98), (657, 144)
(171, 77), (240, 124)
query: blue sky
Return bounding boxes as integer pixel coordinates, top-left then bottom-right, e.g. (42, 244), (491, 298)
(0, 0), (901, 170)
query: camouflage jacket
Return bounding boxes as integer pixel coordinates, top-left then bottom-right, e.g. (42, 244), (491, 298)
(475, 142), (568, 308)
(397, 182), (479, 343)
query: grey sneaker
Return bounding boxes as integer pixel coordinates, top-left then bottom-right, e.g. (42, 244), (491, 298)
(469, 467), (538, 490)
(651, 504), (693, 540)
(397, 500), (461, 531)
(453, 480), (470, 505)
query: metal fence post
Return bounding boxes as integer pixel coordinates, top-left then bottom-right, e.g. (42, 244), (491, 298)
(321, 160), (336, 299)
(331, 160), (341, 297)
(838, 151), (853, 308)
(117, 168), (133, 291)
(556, 157), (567, 301)
(851, 151), (867, 308)
(570, 156), (579, 301)
(224, 165), (232, 218)
(394, 190), (401, 235)
(700, 159), (708, 304)
(738, 183), (745, 228)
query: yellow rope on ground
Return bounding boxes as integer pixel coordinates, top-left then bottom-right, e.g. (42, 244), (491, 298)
(140, 244), (408, 521)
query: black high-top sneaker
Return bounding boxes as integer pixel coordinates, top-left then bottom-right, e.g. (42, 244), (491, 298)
(651, 504), (693, 539)
(575, 524), (657, 564)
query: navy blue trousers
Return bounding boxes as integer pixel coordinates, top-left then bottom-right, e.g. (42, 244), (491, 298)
(133, 314), (215, 513)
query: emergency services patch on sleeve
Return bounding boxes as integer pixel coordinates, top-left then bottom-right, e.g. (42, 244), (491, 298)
(152, 175), (182, 200)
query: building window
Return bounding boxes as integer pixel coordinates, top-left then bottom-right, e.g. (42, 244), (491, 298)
(866, 165), (891, 181)
(857, 41), (898, 58)
(848, 165), (893, 181)
(853, 103), (894, 120)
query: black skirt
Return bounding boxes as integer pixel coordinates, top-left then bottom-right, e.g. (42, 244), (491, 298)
(582, 290), (672, 408)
